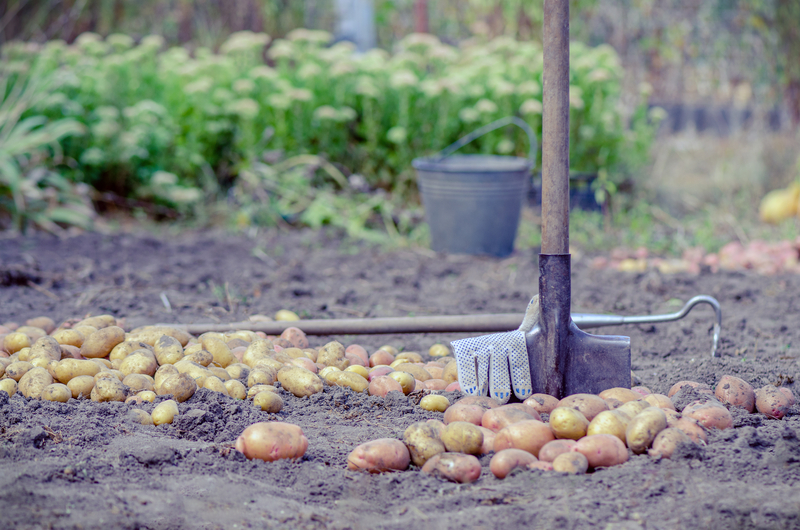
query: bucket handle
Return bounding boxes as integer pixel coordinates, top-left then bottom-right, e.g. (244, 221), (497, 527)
(433, 116), (537, 169)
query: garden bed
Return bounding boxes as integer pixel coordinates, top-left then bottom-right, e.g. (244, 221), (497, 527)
(1, 228), (799, 529)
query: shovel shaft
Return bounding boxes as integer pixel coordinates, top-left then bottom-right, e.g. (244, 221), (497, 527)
(541, 0), (570, 254)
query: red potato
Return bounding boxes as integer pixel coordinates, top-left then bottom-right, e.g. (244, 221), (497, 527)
(414, 379), (426, 392)
(755, 385), (792, 419)
(231, 346), (247, 362)
(482, 405), (538, 432)
(557, 393), (608, 421)
(59, 344), (82, 360)
(347, 438), (410, 473)
(598, 388), (641, 403)
(490, 449), (538, 479)
(235, 422), (308, 462)
(573, 434), (629, 468)
(477, 426), (496, 455)
(715, 375), (755, 412)
(538, 439), (577, 463)
(779, 387), (796, 406)
(667, 381), (712, 398)
(443, 404), (485, 426)
(369, 350), (395, 367)
(291, 357), (317, 373)
(528, 461), (554, 471)
(368, 376), (403, 397)
(523, 393), (559, 414)
(344, 353), (367, 367)
(455, 396), (501, 410)
(631, 386), (652, 397)
(493, 420), (554, 457)
(421, 453), (482, 483)
(425, 366), (444, 379)
(682, 402), (733, 429)
(649, 428), (692, 459)
(552, 452), (588, 474)
(672, 418), (708, 445)
(345, 345), (369, 365)
(367, 366), (393, 381)
(424, 379), (448, 391)
(280, 327), (308, 349)
(445, 382), (461, 392)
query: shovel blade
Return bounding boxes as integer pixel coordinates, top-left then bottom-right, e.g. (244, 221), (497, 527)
(527, 320), (631, 397)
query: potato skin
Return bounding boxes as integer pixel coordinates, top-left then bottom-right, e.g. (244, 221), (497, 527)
(523, 393), (559, 414)
(444, 404), (485, 426)
(152, 399), (179, 425)
(19, 367), (54, 399)
(715, 375), (755, 412)
(0, 378), (17, 397)
(683, 401), (733, 429)
(573, 434), (629, 468)
(347, 438), (410, 473)
(557, 393), (608, 421)
(90, 377), (127, 402)
(441, 421), (484, 455)
(587, 410), (629, 443)
(156, 373), (197, 403)
(403, 421), (446, 466)
(493, 420), (554, 458)
(419, 395), (450, 412)
(649, 428), (692, 459)
(41, 383), (72, 402)
(67, 375), (94, 398)
(327, 371), (369, 393)
(277, 366), (323, 397)
(643, 393), (677, 411)
(538, 439), (577, 463)
(421, 453), (481, 483)
(490, 448), (538, 479)
(54, 359), (101, 384)
(668, 381), (712, 398)
(598, 387), (641, 403)
(455, 396), (501, 410)
(548, 407), (590, 440)
(626, 407), (668, 454)
(755, 385), (792, 419)
(253, 391), (283, 412)
(552, 452), (588, 474)
(368, 375), (403, 397)
(482, 405), (539, 433)
(81, 326), (125, 359)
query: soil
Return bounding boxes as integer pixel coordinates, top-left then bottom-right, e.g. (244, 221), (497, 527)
(1, 228), (799, 530)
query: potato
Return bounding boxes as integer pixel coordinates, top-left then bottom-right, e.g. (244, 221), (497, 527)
(154, 335), (184, 365)
(123, 373), (156, 393)
(538, 439), (577, 463)
(421, 453), (481, 483)
(378, 345), (399, 356)
(81, 326), (125, 359)
(672, 418), (708, 445)
(631, 386), (652, 396)
(157, 373), (197, 402)
(225, 363), (250, 381)
(712, 375), (755, 412)
(444, 404), (485, 426)
(667, 380), (712, 398)
(552, 452), (588, 474)
(429, 343), (451, 357)
(643, 393), (676, 410)
(127, 326), (192, 347)
(155, 364), (180, 387)
(203, 376), (230, 395)
(345, 344), (369, 365)
(274, 309), (300, 321)
(493, 420), (555, 457)
(755, 386), (791, 419)
(490, 448), (538, 479)
(557, 393), (608, 421)
(26, 316), (55, 334)
(72, 325), (97, 340)
(626, 407), (668, 454)
(202, 337), (236, 368)
(347, 438), (410, 473)
(277, 366), (323, 397)
(248, 367), (278, 387)
(387, 370), (415, 394)
(52, 329), (85, 348)
(183, 349), (213, 367)
(587, 410), (630, 443)
(649, 428), (692, 459)
(152, 399), (179, 425)
(615, 399), (651, 420)
(137, 390), (157, 403)
(4, 332), (31, 354)
(54, 358), (101, 384)
(369, 350), (395, 367)
(41, 383), (71, 402)
(523, 393), (560, 414)
(253, 390), (283, 412)
(19, 367), (54, 398)
(395, 364), (431, 382)
(419, 395), (450, 412)
(424, 379), (448, 391)
(5, 361), (34, 382)
(90, 377), (127, 402)
(67, 375), (94, 398)
(173, 360), (212, 386)
(424, 365), (444, 379)
(120, 351), (158, 377)
(0, 378), (17, 397)
(442, 361), (458, 384)
(604, 398), (624, 410)
(76, 315), (116, 329)
(574, 434), (629, 468)
(242, 339), (272, 367)
(528, 461), (555, 471)
(208, 366), (232, 381)
(327, 371), (369, 393)
(779, 387), (796, 406)
(247, 385), (278, 399)
(128, 409), (154, 425)
(29, 336), (62, 363)
(683, 401), (733, 429)
(319, 366), (341, 380)
(396, 351), (423, 363)
(95, 370), (122, 382)
(345, 365), (369, 380)
(456, 396), (501, 410)
(109, 340), (152, 362)
(225, 379), (247, 399)
(403, 421), (447, 466)
(368, 376), (403, 397)
(318, 341), (348, 370)
(548, 407), (590, 440)
(59, 345), (81, 360)
(482, 405), (539, 433)
(598, 387), (641, 403)
(441, 421), (484, 455)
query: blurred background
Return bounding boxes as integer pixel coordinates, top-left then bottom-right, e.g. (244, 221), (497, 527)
(1, 0), (799, 264)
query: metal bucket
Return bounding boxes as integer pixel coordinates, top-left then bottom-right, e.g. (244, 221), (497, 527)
(412, 117), (537, 257)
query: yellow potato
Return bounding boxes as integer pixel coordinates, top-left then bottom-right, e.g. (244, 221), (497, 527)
(126, 326), (192, 347)
(75, 315), (116, 329)
(51, 329), (85, 348)
(552, 451), (588, 474)
(208, 366), (231, 381)
(109, 340), (154, 362)
(523, 393), (560, 414)
(120, 351), (158, 377)
(388, 370), (415, 394)
(327, 371), (369, 393)
(274, 309), (300, 321)
(203, 375), (229, 395)
(67, 375), (94, 398)
(441, 421), (483, 455)
(226, 363), (250, 380)
(253, 390), (284, 412)
(227, 330), (257, 343)
(152, 399), (179, 425)
(172, 360), (212, 386)
(557, 393), (608, 421)
(396, 364), (431, 382)
(19, 367), (54, 398)
(395, 352), (423, 363)
(649, 427), (692, 459)
(156, 373), (197, 402)
(155, 364), (180, 387)
(643, 393), (677, 410)
(598, 387), (641, 403)
(123, 373), (156, 393)
(428, 344), (451, 357)
(317, 341), (348, 369)
(128, 409), (154, 425)
(154, 335), (184, 365)
(132, 390), (157, 403)
(548, 407), (590, 440)
(54, 359), (101, 384)
(493, 420), (555, 457)
(626, 406), (667, 454)
(26, 316), (55, 334)
(242, 339), (272, 367)
(184, 349), (213, 367)
(345, 365), (369, 379)
(403, 421), (447, 466)
(247, 384), (278, 398)
(442, 361), (458, 384)
(587, 410), (630, 443)
(615, 399), (650, 420)
(5, 361), (34, 382)
(378, 345), (399, 356)
(29, 336), (62, 363)
(277, 366), (323, 397)
(41, 383), (71, 402)
(3, 332), (31, 354)
(247, 367), (278, 387)
(225, 379), (247, 399)
(420, 395), (450, 412)
(80, 326), (125, 359)
(72, 325), (97, 339)
(202, 336), (236, 368)
(90, 377), (127, 402)
(0, 378), (18, 396)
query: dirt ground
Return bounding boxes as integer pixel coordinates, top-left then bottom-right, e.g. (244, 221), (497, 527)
(1, 227), (800, 530)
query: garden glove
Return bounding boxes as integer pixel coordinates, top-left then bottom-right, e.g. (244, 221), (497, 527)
(451, 295), (539, 404)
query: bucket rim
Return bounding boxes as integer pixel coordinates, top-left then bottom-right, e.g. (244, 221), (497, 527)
(412, 154), (533, 173)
